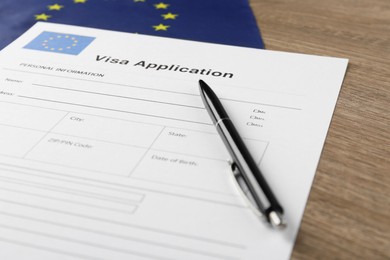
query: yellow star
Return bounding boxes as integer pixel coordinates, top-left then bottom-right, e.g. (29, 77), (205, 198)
(74, 0), (87, 3)
(48, 4), (64, 10)
(162, 12), (178, 20)
(153, 24), (170, 31)
(154, 3), (169, 9)
(35, 13), (51, 21)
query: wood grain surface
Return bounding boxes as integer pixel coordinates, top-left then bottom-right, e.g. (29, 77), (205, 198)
(249, 0), (390, 259)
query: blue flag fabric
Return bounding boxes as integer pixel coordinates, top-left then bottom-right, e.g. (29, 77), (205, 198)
(0, 0), (264, 50)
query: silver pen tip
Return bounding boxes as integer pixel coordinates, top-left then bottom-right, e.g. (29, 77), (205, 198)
(269, 211), (287, 229)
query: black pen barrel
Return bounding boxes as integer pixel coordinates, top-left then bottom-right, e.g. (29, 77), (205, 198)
(199, 79), (284, 225)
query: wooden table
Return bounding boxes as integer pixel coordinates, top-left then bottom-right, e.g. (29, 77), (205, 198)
(250, 0), (390, 259)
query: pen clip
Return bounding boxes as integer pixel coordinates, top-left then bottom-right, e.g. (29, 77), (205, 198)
(229, 161), (265, 220)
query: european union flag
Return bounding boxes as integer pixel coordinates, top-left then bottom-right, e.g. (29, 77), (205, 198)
(0, 0), (264, 50)
(24, 31), (95, 55)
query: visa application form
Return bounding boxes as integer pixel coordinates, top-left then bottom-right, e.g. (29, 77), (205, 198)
(0, 22), (348, 259)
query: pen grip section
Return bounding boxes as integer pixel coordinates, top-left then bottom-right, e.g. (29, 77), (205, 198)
(216, 119), (283, 217)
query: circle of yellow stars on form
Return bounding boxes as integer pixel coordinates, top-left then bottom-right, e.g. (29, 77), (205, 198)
(41, 34), (78, 52)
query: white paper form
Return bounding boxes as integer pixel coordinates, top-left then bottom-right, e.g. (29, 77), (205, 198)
(0, 22), (348, 260)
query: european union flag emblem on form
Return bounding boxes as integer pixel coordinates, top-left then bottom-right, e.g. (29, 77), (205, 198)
(24, 31), (95, 55)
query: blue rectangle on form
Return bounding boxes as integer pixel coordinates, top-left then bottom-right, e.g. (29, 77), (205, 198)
(24, 31), (95, 55)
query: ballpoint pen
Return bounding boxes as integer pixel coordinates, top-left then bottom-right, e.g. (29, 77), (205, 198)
(198, 79), (286, 228)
